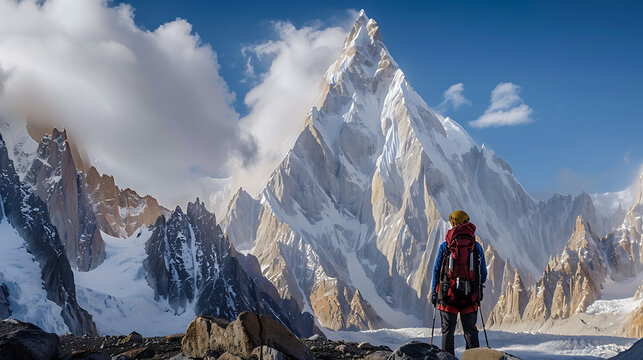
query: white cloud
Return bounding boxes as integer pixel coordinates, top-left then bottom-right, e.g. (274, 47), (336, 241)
(470, 82), (533, 128)
(0, 0), (255, 210)
(210, 19), (349, 213)
(0, 64), (8, 94)
(436, 83), (470, 113)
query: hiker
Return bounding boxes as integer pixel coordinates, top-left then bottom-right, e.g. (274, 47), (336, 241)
(431, 210), (487, 355)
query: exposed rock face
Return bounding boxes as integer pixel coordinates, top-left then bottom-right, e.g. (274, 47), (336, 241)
(24, 129), (105, 271)
(481, 242), (513, 316)
(0, 284), (9, 319)
(0, 319), (61, 360)
(181, 313), (317, 360)
(626, 301), (643, 338)
(602, 172), (643, 280)
(235, 251), (323, 338)
(144, 199), (316, 337)
(84, 166), (169, 239)
(487, 268), (529, 327)
(523, 215), (606, 322)
(220, 188), (260, 251)
(21, 128), (167, 271)
(0, 133), (96, 335)
(145, 199), (254, 318)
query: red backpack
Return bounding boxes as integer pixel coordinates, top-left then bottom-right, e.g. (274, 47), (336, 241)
(438, 225), (481, 306)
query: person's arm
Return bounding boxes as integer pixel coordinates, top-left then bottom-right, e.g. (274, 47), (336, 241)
(477, 242), (487, 284)
(432, 242), (446, 294)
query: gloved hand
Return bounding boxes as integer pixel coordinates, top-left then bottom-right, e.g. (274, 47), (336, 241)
(431, 293), (438, 306)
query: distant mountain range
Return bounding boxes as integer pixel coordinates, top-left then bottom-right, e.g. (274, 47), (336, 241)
(0, 10), (640, 338)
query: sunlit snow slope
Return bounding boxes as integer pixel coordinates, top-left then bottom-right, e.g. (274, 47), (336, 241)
(73, 228), (197, 336)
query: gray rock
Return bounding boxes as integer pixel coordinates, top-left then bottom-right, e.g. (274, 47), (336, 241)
(0, 284), (10, 319)
(181, 312), (316, 360)
(251, 346), (288, 360)
(0, 319), (61, 360)
(387, 341), (457, 360)
(24, 129), (105, 272)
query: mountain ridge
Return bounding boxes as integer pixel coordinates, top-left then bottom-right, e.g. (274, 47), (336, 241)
(222, 10), (640, 331)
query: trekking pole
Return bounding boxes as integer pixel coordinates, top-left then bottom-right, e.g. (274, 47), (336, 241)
(430, 302), (436, 345)
(478, 300), (489, 348)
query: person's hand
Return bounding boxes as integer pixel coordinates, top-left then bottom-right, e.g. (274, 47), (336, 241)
(431, 293), (438, 306)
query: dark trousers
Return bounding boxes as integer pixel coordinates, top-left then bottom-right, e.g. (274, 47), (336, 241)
(440, 310), (479, 355)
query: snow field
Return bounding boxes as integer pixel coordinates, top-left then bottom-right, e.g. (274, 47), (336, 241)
(0, 213), (69, 334)
(73, 228), (196, 336)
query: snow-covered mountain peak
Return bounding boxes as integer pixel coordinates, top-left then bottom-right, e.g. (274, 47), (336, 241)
(567, 214), (599, 251)
(51, 128), (68, 146)
(439, 116), (477, 155)
(224, 10), (622, 330)
(326, 11), (395, 87)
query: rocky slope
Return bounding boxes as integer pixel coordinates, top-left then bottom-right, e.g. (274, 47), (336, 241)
(7, 124), (168, 271)
(24, 128), (105, 271)
(522, 215), (607, 323)
(142, 198), (319, 337)
(0, 133), (96, 335)
(85, 165), (170, 239)
(489, 171), (643, 335)
(487, 267), (530, 327)
(223, 10), (605, 330)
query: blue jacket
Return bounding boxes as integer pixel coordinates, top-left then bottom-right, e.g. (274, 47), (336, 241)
(431, 241), (487, 295)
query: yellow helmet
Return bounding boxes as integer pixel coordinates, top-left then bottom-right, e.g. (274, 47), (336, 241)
(449, 210), (469, 226)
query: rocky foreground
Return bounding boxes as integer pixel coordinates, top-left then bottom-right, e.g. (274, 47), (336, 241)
(0, 312), (563, 360)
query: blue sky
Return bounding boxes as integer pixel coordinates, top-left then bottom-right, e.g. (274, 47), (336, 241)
(121, 0), (643, 199)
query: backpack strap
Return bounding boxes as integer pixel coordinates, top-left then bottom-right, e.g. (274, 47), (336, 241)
(437, 244), (449, 303)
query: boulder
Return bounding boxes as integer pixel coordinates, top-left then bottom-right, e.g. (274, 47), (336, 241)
(462, 347), (520, 360)
(387, 341), (457, 360)
(364, 351), (393, 360)
(358, 342), (378, 351)
(0, 319), (61, 360)
(118, 331), (143, 345)
(181, 312), (316, 360)
(251, 346), (288, 360)
(114, 346), (155, 359)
